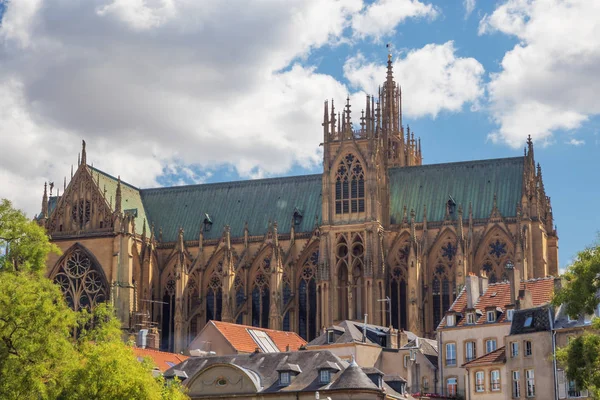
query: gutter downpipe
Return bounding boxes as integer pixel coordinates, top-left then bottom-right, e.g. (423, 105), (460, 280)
(551, 306), (559, 400)
(465, 366), (470, 400)
(438, 330), (443, 395)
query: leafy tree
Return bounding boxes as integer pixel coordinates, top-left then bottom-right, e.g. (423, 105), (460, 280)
(0, 199), (60, 273)
(0, 272), (79, 399)
(553, 240), (600, 398)
(0, 200), (188, 399)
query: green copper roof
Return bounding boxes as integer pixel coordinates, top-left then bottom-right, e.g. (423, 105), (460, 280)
(140, 174), (322, 242)
(89, 166), (148, 235)
(388, 157), (524, 224)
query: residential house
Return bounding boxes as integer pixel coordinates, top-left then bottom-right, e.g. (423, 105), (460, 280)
(188, 320), (307, 356)
(437, 269), (556, 397)
(308, 320), (436, 395)
(164, 350), (406, 399)
(133, 347), (189, 376)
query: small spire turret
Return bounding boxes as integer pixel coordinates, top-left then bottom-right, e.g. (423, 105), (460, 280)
(81, 140), (86, 165)
(115, 176), (122, 213)
(41, 182), (48, 218)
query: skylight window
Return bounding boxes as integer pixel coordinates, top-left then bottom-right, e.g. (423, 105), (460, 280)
(523, 316), (533, 328)
(247, 329), (279, 353)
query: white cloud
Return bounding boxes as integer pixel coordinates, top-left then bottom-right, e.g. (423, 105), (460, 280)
(567, 138), (585, 146)
(480, 0), (600, 147)
(343, 42), (485, 119)
(464, 0), (476, 19)
(351, 0), (438, 40)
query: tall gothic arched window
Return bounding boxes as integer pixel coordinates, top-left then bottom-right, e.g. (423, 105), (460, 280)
(335, 154), (365, 214)
(162, 274), (176, 351)
(206, 273), (222, 323)
(282, 272), (292, 332)
(234, 275), (245, 325)
(186, 274), (201, 342)
(430, 234), (458, 329)
(336, 236), (349, 320)
(251, 256), (271, 328)
(390, 242), (409, 329)
(298, 251), (318, 341)
(53, 247), (108, 311)
(351, 236), (365, 320)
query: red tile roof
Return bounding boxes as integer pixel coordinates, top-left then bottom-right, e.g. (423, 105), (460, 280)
(440, 277), (555, 328)
(462, 346), (506, 368)
(133, 347), (189, 372)
(211, 320), (307, 353)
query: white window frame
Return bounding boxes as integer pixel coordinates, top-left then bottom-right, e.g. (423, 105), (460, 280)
(466, 312), (475, 324)
(491, 369), (501, 391)
(487, 310), (496, 323)
(446, 314), (455, 327)
(513, 371), (521, 398)
(327, 330), (334, 344)
(507, 308), (515, 321)
(486, 339), (497, 354)
(446, 343), (457, 366)
(404, 354), (410, 368)
(475, 371), (485, 392)
(320, 369), (330, 384)
(465, 341), (476, 362)
(447, 377), (457, 396)
(526, 369), (535, 397)
(511, 341), (519, 358)
(280, 371), (290, 386)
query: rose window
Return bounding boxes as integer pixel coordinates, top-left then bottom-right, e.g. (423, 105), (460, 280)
(52, 248), (108, 311)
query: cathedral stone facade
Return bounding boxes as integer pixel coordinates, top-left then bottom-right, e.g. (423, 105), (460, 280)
(39, 57), (558, 353)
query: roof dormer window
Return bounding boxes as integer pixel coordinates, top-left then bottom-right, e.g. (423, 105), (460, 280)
(466, 312), (476, 325)
(446, 314), (455, 327)
(507, 308), (515, 322)
(327, 329), (335, 344)
(320, 369), (330, 384)
(279, 371), (290, 386)
(487, 310), (496, 323)
(203, 213), (213, 232)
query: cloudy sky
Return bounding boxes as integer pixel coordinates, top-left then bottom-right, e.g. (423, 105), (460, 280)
(0, 0), (599, 268)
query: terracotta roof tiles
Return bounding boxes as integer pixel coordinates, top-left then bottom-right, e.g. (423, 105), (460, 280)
(133, 347), (189, 372)
(462, 346), (506, 368)
(211, 320), (307, 353)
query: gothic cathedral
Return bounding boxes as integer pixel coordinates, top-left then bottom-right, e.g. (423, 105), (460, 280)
(38, 56), (558, 352)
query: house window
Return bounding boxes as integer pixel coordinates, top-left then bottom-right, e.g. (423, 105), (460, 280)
(280, 371), (290, 386)
(525, 340), (532, 356)
(491, 369), (501, 391)
(487, 310), (496, 323)
(524, 315), (533, 327)
(327, 330), (335, 344)
(447, 314), (455, 327)
(475, 371), (485, 392)
(507, 308), (515, 321)
(569, 380), (586, 397)
(465, 341), (476, 362)
(320, 370), (330, 384)
(447, 377), (458, 396)
(511, 342), (519, 357)
(404, 354), (410, 368)
(526, 369), (535, 397)
(422, 376), (429, 390)
(512, 371), (521, 398)
(486, 339), (497, 354)
(445, 343), (456, 367)
(466, 312), (475, 324)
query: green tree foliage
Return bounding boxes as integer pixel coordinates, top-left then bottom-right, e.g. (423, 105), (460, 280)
(0, 199), (60, 273)
(553, 241), (600, 398)
(0, 200), (188, 399)
(0, 273), (79, 399)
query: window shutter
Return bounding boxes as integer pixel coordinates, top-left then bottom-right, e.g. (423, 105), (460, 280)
(557, 370), (566, 399)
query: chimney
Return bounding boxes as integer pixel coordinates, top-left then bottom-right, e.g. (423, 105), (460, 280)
(554, 277), (563, 293)
(387, 326), (399, 349)
(506, 261), (520, 304)
(398, 329), (409, 348)
(479, 275), (489, 296)
(466, 273), (480, 309)
(146, 328), (160, 350)
(286, 344), (290, 352)
(519, 287), (533, 309)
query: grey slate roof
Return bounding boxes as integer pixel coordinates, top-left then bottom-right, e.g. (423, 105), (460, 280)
(308, 320), (416, 347)
(509, 304), (553, 335)
(553, 303), (595, 330)
(164, 350), (387, 395)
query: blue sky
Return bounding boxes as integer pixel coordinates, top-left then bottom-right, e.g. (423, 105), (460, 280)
(0, 0), (598, 269)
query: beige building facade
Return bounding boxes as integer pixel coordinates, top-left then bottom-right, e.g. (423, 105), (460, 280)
(38, 56), (558, 353)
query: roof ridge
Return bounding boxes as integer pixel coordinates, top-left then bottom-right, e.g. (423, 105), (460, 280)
(140, 173), (322, 193)
(389, 156), (524, 173)
(88, 166), (140, 191)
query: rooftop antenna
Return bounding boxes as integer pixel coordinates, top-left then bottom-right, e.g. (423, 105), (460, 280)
(377, 296), (392, 327)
